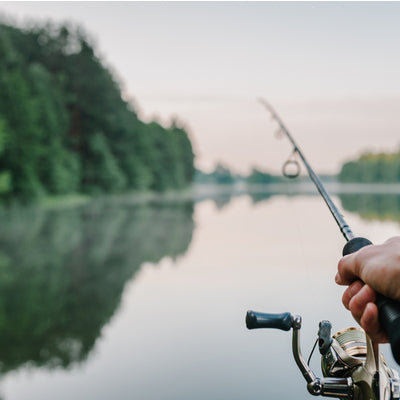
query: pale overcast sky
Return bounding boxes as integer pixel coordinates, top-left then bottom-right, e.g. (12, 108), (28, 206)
(1, 2), (400, 174)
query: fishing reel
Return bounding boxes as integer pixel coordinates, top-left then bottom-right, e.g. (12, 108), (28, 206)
(246, 311), (400, 400)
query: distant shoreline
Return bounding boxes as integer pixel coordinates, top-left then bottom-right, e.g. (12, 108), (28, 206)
(192, 182), (400, 197)
(7, 182), (400, 212)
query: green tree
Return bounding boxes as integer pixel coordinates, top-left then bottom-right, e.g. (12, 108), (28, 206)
(339, 151), (400, 183)
(0, 21), (196, 200)
(0, 117), (11, 194)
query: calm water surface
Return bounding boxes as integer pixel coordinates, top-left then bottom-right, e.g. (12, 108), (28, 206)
(1, 192), (400, 399)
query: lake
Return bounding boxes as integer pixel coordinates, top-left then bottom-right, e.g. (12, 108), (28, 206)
(1, 188), (400, 399)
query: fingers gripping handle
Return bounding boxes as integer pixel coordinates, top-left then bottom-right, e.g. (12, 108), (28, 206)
(342, 237), (400, 365)
(246, 311), (294, 331)
(342, 237), (373, 255)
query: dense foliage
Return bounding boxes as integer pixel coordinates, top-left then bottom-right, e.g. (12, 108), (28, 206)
(339, 151), (400, 183)
(0, 22), (195, 200)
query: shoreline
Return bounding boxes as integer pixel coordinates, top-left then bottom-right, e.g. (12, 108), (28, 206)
(4, 182), (400, 211)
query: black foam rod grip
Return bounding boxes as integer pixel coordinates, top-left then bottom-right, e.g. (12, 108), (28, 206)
(246, 311), (293, 331)
(342, 237), (400, 365)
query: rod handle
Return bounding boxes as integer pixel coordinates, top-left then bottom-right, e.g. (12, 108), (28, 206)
(246, 311), (293, 331)
(342, 237), (400, 365)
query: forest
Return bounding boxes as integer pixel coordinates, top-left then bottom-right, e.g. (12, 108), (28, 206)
(0, 21), (195, 201)
(339, 151), (400, 183)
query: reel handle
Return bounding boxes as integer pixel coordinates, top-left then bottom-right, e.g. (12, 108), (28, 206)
(343, 237), (400, 365)
(246, 311), (294, 331)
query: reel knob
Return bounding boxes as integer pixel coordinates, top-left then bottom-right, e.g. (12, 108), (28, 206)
(246, 311), (294, 331)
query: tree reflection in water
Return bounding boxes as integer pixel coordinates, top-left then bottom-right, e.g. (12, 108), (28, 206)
(248, 190), (400, 223)
(0, 191), (397, 377)
(0, 201), (194, 373)
(339, 193), (400, 222)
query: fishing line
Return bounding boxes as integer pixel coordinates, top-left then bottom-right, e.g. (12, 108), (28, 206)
(273, 118), (313, 296)
(258, 97), (400, 366)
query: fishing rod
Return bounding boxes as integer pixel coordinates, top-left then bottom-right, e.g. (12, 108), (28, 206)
(245, 100), (400, 400)
(258, 98), (355, 242)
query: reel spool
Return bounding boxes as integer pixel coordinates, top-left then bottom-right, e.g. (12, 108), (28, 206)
(322, 327), (367, 378)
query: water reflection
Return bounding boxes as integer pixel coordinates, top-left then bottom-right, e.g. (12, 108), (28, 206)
(212, 195), (233, 210)
(0, 201), (194, 373)
(1, 190), (400, 399)
(339, 193), (400, 222)
(0, 191), (397, 375)
(247, 189), (400, 223)
(248, 192), (274, 205)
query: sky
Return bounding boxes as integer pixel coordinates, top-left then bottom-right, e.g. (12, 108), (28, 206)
(1, 1), (400, 174)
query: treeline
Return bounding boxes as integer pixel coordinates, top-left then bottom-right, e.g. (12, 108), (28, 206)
(195, 164), (288, 185)
(0, 22), (195, 201)
(195, 163), (242, 185)
(339, 151), (400, 183)
(246, 167), (286, 184)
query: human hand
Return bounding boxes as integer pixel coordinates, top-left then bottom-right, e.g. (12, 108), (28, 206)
(336, 236), (400, 343)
